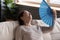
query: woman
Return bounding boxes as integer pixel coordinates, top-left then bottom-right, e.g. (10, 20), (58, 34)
(15, 10), (43, 40)
(15, 10), (57, 40)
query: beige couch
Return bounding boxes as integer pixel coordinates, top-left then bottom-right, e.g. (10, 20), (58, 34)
(0, 18), (60, 40)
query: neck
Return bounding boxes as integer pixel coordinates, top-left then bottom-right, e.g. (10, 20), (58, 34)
(25, 23), (32, 26)
(24, 21), (32, 26)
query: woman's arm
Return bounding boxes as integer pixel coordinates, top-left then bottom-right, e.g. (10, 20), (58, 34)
(53, 9), (57, 21)
(33, 9), (57, 33)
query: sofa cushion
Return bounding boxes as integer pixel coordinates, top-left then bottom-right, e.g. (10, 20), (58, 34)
(0, 21), (18, 40)
(0, 18), (60, 40)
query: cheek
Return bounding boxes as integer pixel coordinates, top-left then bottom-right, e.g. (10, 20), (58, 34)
(30, 15), (32, 19)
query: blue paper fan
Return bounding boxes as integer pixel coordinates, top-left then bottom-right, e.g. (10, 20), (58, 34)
(39, 0), (54, 26)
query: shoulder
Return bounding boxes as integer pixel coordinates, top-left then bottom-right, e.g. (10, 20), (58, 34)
(16, 25), (27, 31)
(15, 26), (23, 31)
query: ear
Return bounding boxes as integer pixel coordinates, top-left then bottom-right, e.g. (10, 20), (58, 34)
(20, 17), (24, 20)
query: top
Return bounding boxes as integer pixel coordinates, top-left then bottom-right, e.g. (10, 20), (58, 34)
(15, 25), (43, 40)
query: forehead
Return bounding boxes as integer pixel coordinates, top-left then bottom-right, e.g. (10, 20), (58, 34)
(23, 11), (30, 15)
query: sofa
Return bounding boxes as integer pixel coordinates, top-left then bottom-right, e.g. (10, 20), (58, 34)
(0, 18), (60, 40)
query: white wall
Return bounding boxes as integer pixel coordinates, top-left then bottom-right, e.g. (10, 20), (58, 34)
(50, 0), (60, 4)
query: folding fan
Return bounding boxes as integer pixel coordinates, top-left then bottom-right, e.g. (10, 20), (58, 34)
(39, 0), (54, 26)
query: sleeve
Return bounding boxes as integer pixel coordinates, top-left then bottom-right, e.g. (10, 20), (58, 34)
(15, 27), (23, 40)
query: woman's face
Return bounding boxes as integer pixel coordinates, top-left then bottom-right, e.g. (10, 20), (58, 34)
(20, 11), (32, 23)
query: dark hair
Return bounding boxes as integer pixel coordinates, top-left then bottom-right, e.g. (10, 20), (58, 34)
(18, 10), (25, 25)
